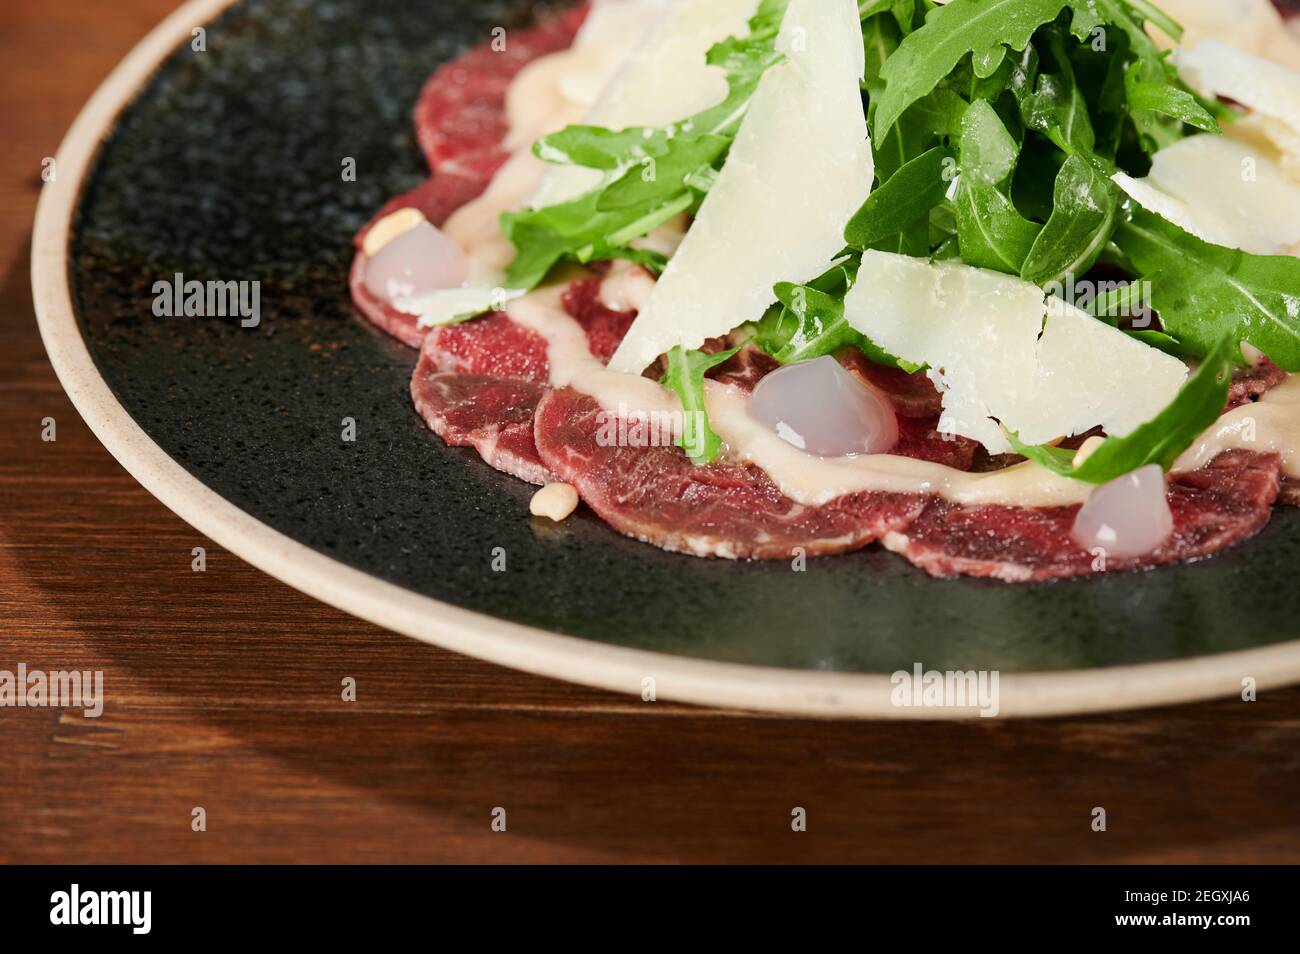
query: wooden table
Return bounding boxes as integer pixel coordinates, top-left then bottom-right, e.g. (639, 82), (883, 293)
(3, 0), (1300, 865)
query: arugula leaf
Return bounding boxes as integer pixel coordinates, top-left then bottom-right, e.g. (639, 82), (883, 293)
(1124, 73), (1218, 134)
(532, 125), (661, 170)
(972, 45), (1009, 80)
(861, 4), (903, 100)
(1020, 152), (1118, 285)
(1010, 135), (1065, 221)
(1118, 0), (1183, 43)
(767, 282), (872, 363)
(1126, 328), (1197, 359)
(660, 346), (740, 465)
(500, 0), (790, 292)
(1019, 26), (1096, 155)
(501, 189), (686, 290)
(861, 9), (957, 257)
(1089, 278), (1150, 323)
(1092, 0), (1200, 154)
(1114, 208), (1300, 371)
(863, 13), (923, 187)
(1006, 335), (1235, 483)
(1085, 26), (1132, 160)
(953, 99), (1042, 273)
(973, 41), (1038, 107)
(845, 146), (955, 250)
(858, 0), (917, 35)
(872, 0), (1073, 139)
(751, 258), (920, 370)
(773, 285), (918, 370)
(909, 88), (969, 140)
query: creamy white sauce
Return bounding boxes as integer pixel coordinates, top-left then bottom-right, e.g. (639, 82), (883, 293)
(454, 0), (1300, 509)
(505, 280), (677, 416)
(1174, 374), (1300, 475)
(596, 259), (659, 313)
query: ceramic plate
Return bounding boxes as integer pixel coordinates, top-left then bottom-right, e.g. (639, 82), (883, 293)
(33, 0), (1300, 716)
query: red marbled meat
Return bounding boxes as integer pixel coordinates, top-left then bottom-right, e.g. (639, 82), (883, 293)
(412, 370), (553, 485)
(561, 276), (639, 363)
(406, 275), (644, 485)
(883, 450), (1283, 582)
(349, 3), (1295, 577)
(410, 311), (553, 484)
(533, 387), (928, 559)
(1227, 358), (1287, 410)
(841, 350), (944, 419)
(413, 6), (589, 178)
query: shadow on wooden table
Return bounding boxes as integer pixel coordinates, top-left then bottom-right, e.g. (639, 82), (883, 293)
(5, 245), (1300, 863)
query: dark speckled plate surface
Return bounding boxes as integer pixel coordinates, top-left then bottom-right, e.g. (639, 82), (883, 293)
(51, 0), (1300, 689)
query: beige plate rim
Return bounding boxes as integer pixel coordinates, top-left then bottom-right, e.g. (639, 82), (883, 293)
(29, 0), (1300, 719)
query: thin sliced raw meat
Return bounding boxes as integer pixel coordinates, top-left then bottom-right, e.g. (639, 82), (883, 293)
(711, 345), (780, 391)
(406, 279), (640, 486)
(422, 309), (550, 382)
(840, 349), (944, 419)
(412, 371), (552, 486)
(883, 450), (1282, 582)
(533, 387), (928, 559)
(561, 276), (639, 363)
(414, 7), (588, 176)
(411, 311), (554, 484)
(894, 416), (979, 470)
(1227, 357), (1287, 409)
(410, 311), (554, 483)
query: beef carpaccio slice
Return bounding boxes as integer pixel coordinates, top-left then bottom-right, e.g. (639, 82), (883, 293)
(352, 3), (1295, 578)
(408, 274), (642, 486)
(1227, 358), (1287, 410)
(883, 450), (1283, 582)
(412, 6), (589, 179)
(411, 311), (553, 485)
(533, 387), (928, 559)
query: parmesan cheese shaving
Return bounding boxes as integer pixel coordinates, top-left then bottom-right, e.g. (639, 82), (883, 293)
(842, 251), (1188, 454)
(1112, 134), (1300, 255)
(608, 0), (872, 374)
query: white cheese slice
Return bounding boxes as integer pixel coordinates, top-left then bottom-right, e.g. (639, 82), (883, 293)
(1173, 39), (1300, 190)
(1146, 0), (1280, 57)
(607, 0), (872, 374)
(843, 251), (1188, 454)
(1174, 40), (1300, 142)
(530, 0), (760, 209)
(1113, 134), (1300, 254)
(584, 0), (758, 128)
(527, 0), (759, 209)
(1025, 298), (1190, 443)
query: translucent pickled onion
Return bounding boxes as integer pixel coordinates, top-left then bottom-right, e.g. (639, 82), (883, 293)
(364, 221), (469, 307)
(1071, 464), (1174, 559)
(748, 355), (899, 457)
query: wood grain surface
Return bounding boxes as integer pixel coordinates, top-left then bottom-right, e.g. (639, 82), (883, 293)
(3, 0), (1300, 865)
